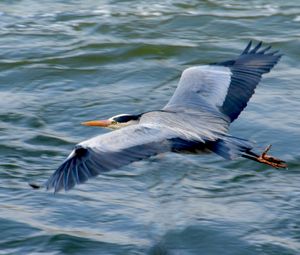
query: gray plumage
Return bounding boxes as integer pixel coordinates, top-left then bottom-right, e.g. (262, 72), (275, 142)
(45, 41), (282, 192)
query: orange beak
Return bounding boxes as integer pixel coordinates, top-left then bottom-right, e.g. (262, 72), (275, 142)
(81, 119), (112, 127)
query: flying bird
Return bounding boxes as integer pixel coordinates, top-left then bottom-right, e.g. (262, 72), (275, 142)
(37, 41), (287, 192)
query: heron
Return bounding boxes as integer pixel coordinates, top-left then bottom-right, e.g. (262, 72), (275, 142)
(35, 41), (287, 192)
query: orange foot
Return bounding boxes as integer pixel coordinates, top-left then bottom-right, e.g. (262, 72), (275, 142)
(257, 145), (287, 169)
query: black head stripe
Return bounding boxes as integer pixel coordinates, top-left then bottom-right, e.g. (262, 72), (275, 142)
(114, 114), (141, 123)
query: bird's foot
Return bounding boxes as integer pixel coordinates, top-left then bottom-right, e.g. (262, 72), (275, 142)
(257, 145), (287, 169)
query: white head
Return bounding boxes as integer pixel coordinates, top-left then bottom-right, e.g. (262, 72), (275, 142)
(81, 113), (141, 129)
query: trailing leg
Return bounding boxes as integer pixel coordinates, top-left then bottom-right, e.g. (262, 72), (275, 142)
(242, 145), (287, 169)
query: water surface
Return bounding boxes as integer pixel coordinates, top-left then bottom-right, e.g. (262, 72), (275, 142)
(0, 0), (300, 254)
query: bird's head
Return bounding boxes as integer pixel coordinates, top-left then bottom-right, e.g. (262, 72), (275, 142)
(81, 113), (141, 129)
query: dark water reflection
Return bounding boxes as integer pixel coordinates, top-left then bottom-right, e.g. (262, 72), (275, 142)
(0, 0), (300, 254)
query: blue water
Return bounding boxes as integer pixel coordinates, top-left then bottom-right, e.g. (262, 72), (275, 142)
(0, 1), (300, 254)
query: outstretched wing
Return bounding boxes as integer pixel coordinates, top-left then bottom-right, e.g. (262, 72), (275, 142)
(45, 124), (175, 192)
(164, 41), (282, 122)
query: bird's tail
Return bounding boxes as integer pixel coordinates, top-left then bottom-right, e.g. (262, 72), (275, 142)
(208, 135), (287, 168)
(208, 135), (253, 160)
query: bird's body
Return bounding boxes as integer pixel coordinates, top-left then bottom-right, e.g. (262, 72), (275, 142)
(42, 41), (287, 192)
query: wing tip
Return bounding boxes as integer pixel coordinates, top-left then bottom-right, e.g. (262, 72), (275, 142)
(45, 146), (103, 193)
(213, 40), (282, 68)
(242, 40), (282, 59)
(241, 40), (252, 54)
(29, 182), (42, 189)
(45, 157), (74, 193)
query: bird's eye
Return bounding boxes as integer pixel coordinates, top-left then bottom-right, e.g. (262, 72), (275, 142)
(111, 120), (117, 125)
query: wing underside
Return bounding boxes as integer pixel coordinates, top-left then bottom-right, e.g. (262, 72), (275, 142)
(164, 41), (282, 122)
